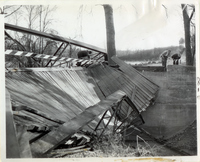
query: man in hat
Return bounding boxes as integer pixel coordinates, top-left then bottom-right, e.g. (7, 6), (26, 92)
(160, 50), (171, 69)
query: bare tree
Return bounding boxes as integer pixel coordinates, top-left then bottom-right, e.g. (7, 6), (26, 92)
(103, 4), (116, 66)
(5, 5), (58, 67)
(3, 5), (22, 17)
(181, 4), (195, 66)
(38, 5), (57, 53)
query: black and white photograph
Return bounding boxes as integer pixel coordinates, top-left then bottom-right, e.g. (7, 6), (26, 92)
(1, 0), (199, 161)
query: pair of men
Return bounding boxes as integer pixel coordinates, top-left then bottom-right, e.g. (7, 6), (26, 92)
(160, 50), (181, 67)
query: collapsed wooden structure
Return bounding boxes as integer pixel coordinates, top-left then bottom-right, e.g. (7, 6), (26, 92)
(5, 24), (159, 158)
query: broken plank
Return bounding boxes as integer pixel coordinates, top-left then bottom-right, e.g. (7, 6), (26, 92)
(12, 105), (64, 124)
(30, 90), (127, 157)
(49, 145), (88, 157)
(6, 89), (20, 158)
(51, 145), (86, 154)
(51, 147), (91, 158)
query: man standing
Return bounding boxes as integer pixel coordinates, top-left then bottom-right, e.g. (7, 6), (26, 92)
(160, 50), (171, 69)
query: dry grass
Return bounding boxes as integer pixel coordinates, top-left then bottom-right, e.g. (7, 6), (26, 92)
(63, 133), (161, 158)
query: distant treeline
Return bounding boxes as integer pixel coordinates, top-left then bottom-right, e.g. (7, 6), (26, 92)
(117, 46), (179, 62)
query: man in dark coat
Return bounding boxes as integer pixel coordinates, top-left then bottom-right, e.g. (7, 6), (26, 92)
(171, 53), (181, 65)
(76, 50), (91, 67)
(77, 50), (91, 59)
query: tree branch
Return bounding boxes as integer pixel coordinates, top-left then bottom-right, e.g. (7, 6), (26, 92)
(5, 31), (26, 51)
(189, 7), (195, 22)
(5, 5), (22, 17)
(162, 5), (168, 18)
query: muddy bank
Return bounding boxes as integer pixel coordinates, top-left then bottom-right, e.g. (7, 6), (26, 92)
(139, 65), (196, 139)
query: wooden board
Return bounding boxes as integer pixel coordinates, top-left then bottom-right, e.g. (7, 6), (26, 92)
(87, 64), (140, 116)
(6, 70), (90, 122)
(6, 89), (20, 158)
(30, 90), (127, 157)
(88, 64), (151, 112)
(112, 56), (160, 111)
(112, 56), (159, 92)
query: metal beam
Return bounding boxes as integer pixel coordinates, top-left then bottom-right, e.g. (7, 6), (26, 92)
(5, 31), (26, 51)
(50, 43), (69, 67)
(5, 23), (107, 54)
(91, 95), (144, 137)
(90, 52), (101, 59)
(94, 110), (108, 132)
(45, 42), (65, 67)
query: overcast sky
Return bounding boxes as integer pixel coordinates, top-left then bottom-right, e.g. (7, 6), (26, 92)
(3, 0), (197, 51)
(49, 0), (196, 51)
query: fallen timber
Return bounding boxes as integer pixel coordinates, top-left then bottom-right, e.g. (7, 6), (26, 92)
(5, 24), (165, 158)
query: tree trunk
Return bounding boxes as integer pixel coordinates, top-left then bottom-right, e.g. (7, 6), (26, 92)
(103, 5), (116, 66)
(181, 4), (193, 65)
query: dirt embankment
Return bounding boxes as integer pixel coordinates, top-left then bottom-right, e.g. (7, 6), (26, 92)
(165, 120), (197, 155)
